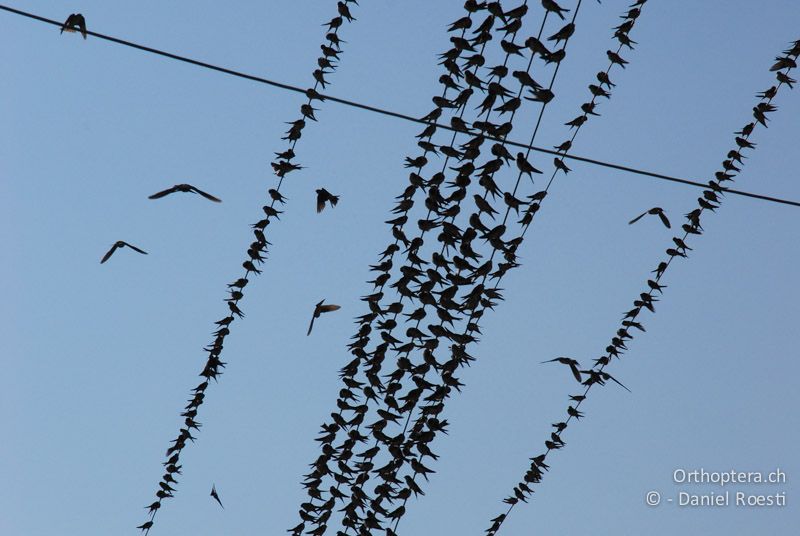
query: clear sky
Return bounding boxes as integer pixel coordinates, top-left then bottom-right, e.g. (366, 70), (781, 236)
(2, 1), (799, 535)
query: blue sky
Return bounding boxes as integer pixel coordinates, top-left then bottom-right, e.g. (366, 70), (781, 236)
(2, 1), (799, 535)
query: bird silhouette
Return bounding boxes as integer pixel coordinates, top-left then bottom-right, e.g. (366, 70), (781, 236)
(60, 13), (87, 39)
(628, 207), (670, 228)
(100, 241), (148, 264)
(553, 157), (571, 174)
(210, 484), (224, 509)
(268, 188), (287, 205)
(596, 71), (615, 87)
(541, 0), (570, 20)
(516, 152), (542, 178)
(316, 188), (340, 213)
(548, 22), (575, 45)
(607, 50), (628, 68)
(541, 356), (582, 383)
(308, 300), (341, 335)
(148, 184), (221, 202)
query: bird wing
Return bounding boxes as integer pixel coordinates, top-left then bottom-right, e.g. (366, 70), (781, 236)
(123, 242), (148, 255)
(316, 192), (326, 213)
(191, 186), (222, 203)
(568, 363), (583, 383)
(658, 211), (671, 229)
(61, 14), (76, 34)
(210, 486), (224, 508)
(307, 314), (316, 336)
(77, 15), (87, 38)
(606, 373), (632, 393)
(319, 304), (341, 313)
(628, 211), (647, 225)
(148, 186), (179, 199)
(100, 243), (119, 263)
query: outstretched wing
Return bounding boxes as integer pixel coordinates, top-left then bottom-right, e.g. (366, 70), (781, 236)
(605, 373), (632, 393)
(568, 362), (582, 383)
(148, 186), (178, 199)
(657, 211), (671, 229)
(319, 304), (341, 313)
(316, 191), (326, 213)
(307, 314), (316, 336)
(628, 211), (646, 225)
(191, 186), (222, 203)
(122, 242), (148, 255)
(100, 243), (119, 264)
(210, 485), (224, 509)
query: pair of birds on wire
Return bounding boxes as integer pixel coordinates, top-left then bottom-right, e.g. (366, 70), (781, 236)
(60, 13), (87, 39)
(100, 184), (221, 263)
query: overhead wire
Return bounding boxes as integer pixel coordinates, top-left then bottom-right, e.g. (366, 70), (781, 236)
(2, 3), (799, 208)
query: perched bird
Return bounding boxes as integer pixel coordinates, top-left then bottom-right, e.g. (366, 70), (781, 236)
(553, 157), (571, 173)
(548, 22), (575, 45)
(316, 188), (339, 213)
(628, 207), (670, 228)
(337, 1), (356, 22)
(60, 13), (87, 39)
(100, 241), (148, 264)
(307, 299), (341, 335)
(541, 356), (582, 383)
(268, 188), (287, 204)
(541, 0), (570, 20)
(148, 184), (221, 202)
(607, 50), (628, 68)
(210, 484), (224, 509)
(516, 152), (542, 178)
(596, 71), (615, 88)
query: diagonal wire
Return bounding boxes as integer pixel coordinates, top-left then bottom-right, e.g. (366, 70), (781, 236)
(381, 3), (589, 533)
(130, 2), (360, 534)
(483, 35), (799, 536)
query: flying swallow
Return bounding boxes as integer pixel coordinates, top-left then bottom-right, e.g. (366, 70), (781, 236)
(308, 299), (341, 335)
(100, 241), (148, 264)
(628, 207), (670, 228)
(541, 356), (582, 383)
(148, 184), (221, 202)
(210, 484), (224, 509)
(316, 188), (340, 213)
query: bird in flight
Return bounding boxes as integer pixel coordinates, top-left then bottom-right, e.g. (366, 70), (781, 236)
(628, 207), (670, 228)
(541, 356), (582, 383)
(210, 484), (224, 509)
(60, 13), (87, 39)
(148, 184), (222, 202)
(316, 188), (340, 213)
(307, 299), (341, 335)
(100, 241), (148, 264)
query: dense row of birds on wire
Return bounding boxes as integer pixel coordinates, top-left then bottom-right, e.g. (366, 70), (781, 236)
(55, 2), (798, 535)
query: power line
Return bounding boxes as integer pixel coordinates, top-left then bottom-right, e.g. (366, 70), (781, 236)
(2, 3), (799, 209)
